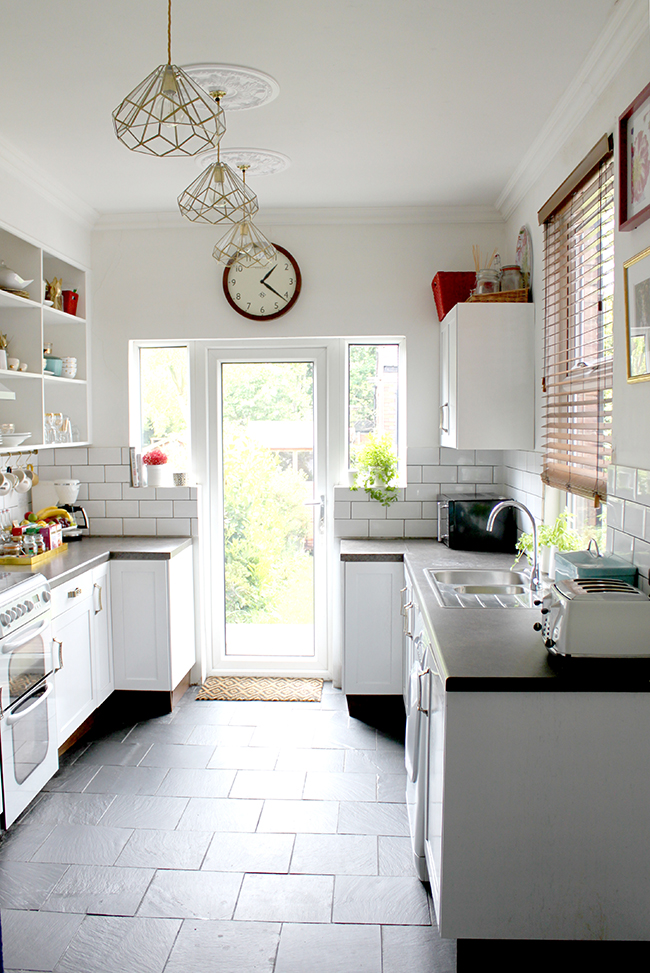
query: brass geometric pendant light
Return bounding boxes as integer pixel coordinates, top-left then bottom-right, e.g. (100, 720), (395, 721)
(112, 0), (225, 158)
(212, 167), (276, 267)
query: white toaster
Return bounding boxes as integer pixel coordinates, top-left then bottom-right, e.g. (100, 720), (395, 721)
(538, 578), (650, 658)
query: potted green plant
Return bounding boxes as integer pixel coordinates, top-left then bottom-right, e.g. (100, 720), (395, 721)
(351, 433), (399, 507)
(513, 511), (580, 575)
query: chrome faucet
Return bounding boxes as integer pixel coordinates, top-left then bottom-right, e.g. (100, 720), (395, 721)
(487, 499), (541, 591)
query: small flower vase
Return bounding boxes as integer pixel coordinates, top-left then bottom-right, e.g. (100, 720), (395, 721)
(145, 464), (169, 487)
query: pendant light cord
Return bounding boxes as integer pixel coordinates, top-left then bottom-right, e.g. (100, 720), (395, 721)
(167, 0), (172, 64)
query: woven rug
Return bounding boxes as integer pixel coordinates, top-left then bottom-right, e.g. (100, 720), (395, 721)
(196, 676), (324, 702)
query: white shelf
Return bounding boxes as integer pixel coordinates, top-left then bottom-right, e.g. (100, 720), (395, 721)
(42, 304), (86, 326)
(0, 290), (41, 311)
(43, 374), (87, 386)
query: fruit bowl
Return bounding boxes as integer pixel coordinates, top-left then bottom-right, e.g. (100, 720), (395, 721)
(1, 433), (31, 447)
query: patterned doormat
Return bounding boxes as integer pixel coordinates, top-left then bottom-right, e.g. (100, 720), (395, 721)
(196, 676), (324, 702)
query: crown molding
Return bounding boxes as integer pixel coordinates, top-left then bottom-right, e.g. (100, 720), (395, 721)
(496, 0), (648, 220)
(0, 133), (98, 230)
(94, 204), (504, 231)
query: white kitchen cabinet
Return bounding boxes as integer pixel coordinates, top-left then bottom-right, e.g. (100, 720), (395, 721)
(110, 546), (195, 694)
(0, 222), (90, 449)
(91, 561), (113, 707)
(439, 302), (534, 450)
(343, 560), (403, 694)
(52, 578), (94, 747)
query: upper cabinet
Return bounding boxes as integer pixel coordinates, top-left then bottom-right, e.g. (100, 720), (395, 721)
(0, 223), (89, 449)
(439, 303), (534, 451)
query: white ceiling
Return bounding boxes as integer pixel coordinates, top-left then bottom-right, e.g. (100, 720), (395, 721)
(0, 0), (626, 218)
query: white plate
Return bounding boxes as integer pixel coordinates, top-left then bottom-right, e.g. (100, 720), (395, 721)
(2, 433), (31, 447)
(44, 299), (53, 306)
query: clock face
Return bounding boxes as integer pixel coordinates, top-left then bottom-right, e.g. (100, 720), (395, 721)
(223, 244), (302, 320)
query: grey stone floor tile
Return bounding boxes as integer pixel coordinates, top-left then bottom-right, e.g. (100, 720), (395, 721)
(207, 746), (279, 770)
(310, 723), (378, 750)
(257, 799), (338, 834)
(53, 914), (181, 973)
(247, 724), (316, 749)
(382, 922), (457, 973)
(378, 834), (418, 876)
(376, 730), (405, 751)
(177, 796), (263, 832)
(230, 770), (306, 800)
(137, 742), (216, 769)
(338, 801), (410, 836)
(97, 794), (189, 830)
(75, 740), (152, 766)
(122, 721), (195, 745)
(275, 922), (382, 973)
(344, 748), (406, 775)
(290, 833), (378, 876)
(304, 771), (377, 802)
(0, 821), (54, 862)
(42, 864), (154, 915)
(171, 701), (239, 724)
(186, 723), (255, 747)
(377, 773), (407, 803)
(138, 868), (243, 920)
(21, 793), (116, 828)
(0, 861), (68, 909)
(275, 748), (345, 772)
(332, 875), (431, 925)
(202, 831), (294, 873)
(83, 765), (168, 795)
(234, 872), (334, 923)
(154, 767), (236, 798)
(31, 824), (133, 865)
(43, 761), (101, 793)
(115, 828), (212, 870)
(164, 918), (280, 973)
(1, 908), (85, 972)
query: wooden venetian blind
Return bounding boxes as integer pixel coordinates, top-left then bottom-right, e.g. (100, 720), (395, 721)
(539, 143), (614, 503)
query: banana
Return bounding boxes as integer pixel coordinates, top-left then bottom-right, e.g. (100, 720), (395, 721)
(36, 506), (75, 525)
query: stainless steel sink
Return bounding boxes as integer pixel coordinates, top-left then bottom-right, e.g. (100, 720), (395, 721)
(426, 568), (534, 608)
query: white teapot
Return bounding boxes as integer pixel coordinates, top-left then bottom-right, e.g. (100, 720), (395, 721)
(0, 260), (34, 291)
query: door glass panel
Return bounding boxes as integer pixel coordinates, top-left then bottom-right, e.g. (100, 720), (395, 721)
(221, 361), (315, 658)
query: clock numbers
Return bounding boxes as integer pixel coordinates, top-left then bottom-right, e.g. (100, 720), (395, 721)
(222, 244), (301, 320)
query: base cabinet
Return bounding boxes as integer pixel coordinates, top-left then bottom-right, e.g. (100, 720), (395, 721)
(52, 576), (95, 748)
(110, 546), (195, 693)
(343, 561), (403, 694)
(91, 561), (113, 707)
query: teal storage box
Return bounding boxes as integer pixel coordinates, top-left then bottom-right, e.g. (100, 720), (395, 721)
(554, 550), (638, 586)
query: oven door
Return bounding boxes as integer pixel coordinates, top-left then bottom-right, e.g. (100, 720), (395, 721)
(0, 615), (58, 828)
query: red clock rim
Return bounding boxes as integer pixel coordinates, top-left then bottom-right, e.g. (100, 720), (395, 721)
(222, 243), (302, 321)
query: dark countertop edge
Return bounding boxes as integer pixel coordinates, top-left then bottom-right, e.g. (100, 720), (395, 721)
(445, 675), (650, 692)
(340, 552), (405, 562)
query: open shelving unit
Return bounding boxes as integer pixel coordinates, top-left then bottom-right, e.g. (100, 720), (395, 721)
(0, 223), (90, 451)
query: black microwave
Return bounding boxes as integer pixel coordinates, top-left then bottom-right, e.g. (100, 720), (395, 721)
(437, 494), (517, 552)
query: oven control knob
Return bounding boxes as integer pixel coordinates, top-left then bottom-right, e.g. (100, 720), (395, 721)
(42, 590), (51, 603)
(533, 622), (542, 631)
(25, 601), (34, 612)
(0, 613), (8, 625)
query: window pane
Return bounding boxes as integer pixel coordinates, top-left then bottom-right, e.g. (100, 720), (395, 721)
(348, 344), (399, 466)
(140, 346), (190, 471)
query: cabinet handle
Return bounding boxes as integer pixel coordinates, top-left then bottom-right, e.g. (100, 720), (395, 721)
(53, 638), (63, 671)
(68, 587), (82, 599)
(400, 586), (407, 614)
(403, 601), (413, 637)
(93, 582), (103, 615)
(439, 403), (449, 433)
(417, 668), (430, 715)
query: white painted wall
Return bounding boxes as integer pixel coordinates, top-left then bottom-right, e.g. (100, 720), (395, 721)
(91, 217), (506, 449)
(503, 32), (650, 471)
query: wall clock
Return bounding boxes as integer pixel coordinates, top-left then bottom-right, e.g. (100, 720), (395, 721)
(222, 244), (302, 320)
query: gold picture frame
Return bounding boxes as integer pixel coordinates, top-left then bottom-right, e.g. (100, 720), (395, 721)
(625, 245), (650, 382)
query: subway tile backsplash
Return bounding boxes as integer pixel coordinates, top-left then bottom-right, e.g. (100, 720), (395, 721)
(33, 446), (198, 537)
(607, 464), (650, 594)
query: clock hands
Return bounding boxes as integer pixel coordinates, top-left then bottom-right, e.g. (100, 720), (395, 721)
(260, 265), (288, 302)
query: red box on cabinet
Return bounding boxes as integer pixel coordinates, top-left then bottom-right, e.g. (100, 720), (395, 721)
(431, 271), (476, 322)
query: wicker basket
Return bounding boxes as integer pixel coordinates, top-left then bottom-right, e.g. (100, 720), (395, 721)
(466, 288), (529, 304)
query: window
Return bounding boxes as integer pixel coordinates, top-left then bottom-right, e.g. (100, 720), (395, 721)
(347, 343), (402, 469)
(539, 135), (614, 505)
(138, 345), (190, 471)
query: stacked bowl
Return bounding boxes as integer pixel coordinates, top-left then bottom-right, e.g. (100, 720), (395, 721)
(61, 357), (77, 378)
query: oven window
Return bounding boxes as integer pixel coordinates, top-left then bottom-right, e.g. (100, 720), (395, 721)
(11, 682), (50, 784)
(8, 638), (47, 707)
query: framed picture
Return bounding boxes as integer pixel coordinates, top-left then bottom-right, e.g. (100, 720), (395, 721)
(619, 81), (650, 231)
(625, 246), (650, 382)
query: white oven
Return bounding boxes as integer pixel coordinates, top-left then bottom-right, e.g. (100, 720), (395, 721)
(0, 573), (57, 828)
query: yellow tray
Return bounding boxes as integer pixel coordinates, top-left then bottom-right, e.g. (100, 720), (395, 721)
(0, 543), (68, 566)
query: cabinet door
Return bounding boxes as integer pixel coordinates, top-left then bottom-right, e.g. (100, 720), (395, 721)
(168, 546), (196, 689)
(110, 560), (171, 691)
(424, 641), (446, 918)
(439, 314), (456, 448)
(343, 561), (404, 694)
(53, 593), (94, 747)
(91, 562), (113, 706)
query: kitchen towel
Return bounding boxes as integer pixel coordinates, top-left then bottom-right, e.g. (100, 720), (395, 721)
(196, 676), (323, 702)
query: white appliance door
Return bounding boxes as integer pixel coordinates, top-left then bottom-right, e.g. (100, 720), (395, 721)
(1, 674), (58, 827)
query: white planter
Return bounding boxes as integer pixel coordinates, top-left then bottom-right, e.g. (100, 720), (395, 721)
(539, 544), (557, 579)
(145, 464), (170, 487)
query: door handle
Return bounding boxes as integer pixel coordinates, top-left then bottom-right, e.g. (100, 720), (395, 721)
(93, 582), (103, 615)
(417, 668), (430, 715)
(6, 681), (53, 725)
(439, 403), (449, 433)
(53, 638), (63, 671)
(304, 494), (325, 533)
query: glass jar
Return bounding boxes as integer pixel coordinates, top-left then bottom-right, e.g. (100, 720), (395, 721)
(475, 269), (501, 294)
(500, 265), (523, 292)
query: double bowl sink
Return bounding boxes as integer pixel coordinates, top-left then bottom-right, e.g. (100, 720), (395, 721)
(426, 568), (535, 608)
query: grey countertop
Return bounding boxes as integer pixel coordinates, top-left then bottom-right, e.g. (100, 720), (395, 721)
(340, 538), (650, 692)
(2, 536), (193, 588)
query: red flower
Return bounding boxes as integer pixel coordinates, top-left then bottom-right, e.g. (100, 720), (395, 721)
(142, 447), (168, 466)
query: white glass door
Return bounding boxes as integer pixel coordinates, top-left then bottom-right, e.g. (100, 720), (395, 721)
(208, 347), (327, 675)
